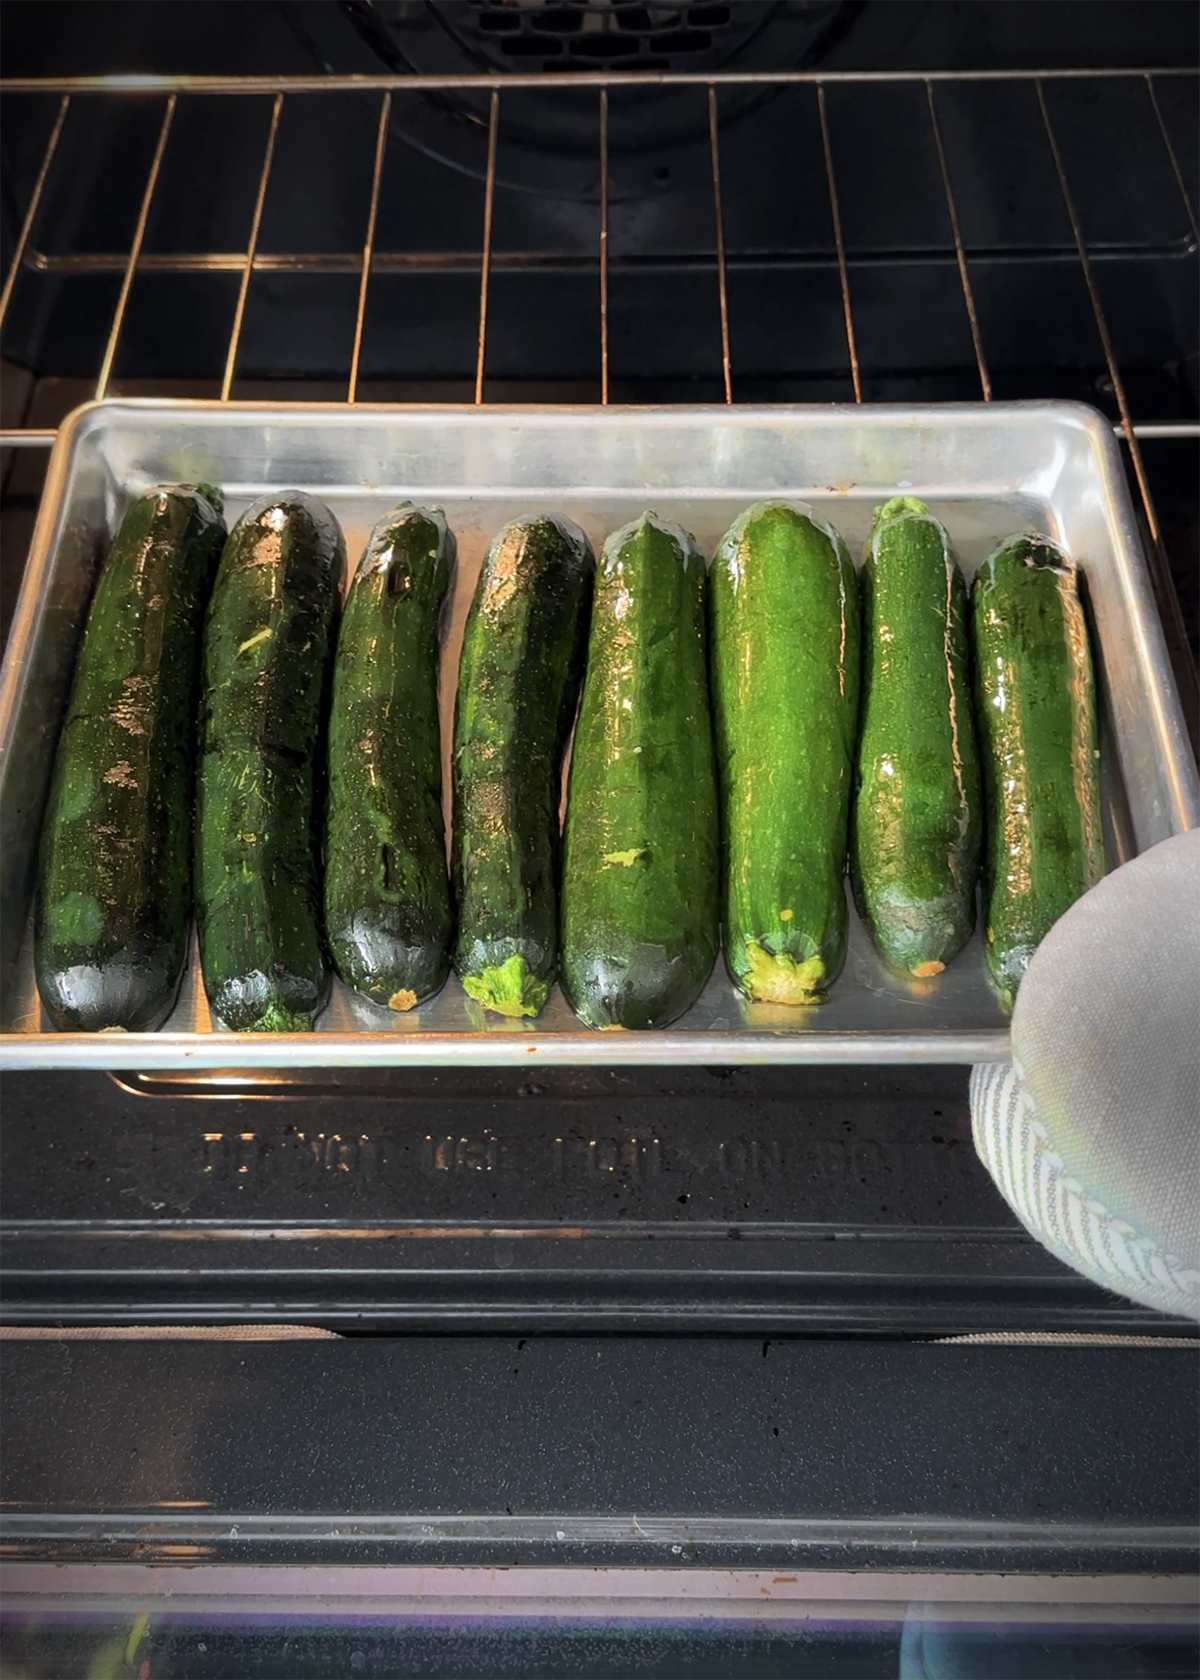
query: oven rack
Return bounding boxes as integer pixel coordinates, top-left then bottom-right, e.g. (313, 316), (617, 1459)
(1, 66), (1197, 687)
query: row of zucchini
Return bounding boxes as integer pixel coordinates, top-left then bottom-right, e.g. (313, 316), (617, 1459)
(34, 487), (1101, 1033)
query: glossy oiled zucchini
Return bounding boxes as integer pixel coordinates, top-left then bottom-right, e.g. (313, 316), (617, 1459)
(195, 491), (344, 1032)
(561, 513), (719, 1030)
(851, 496), (982, 977)
(324, 504), (455, 1011)
(451, 515), (594, 1018)
(35, 486), (225, 1032)
(970, 531), (1104, 1008)
(709, 501), (860, 1004)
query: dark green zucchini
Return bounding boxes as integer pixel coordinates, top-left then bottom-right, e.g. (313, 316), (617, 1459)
(324, 504), (455, 1011)
(971, 532), (1104, 1009)
(709, 501), (860, 1005)
(451, 515), (594, 1018)
(195, 491), (344, 1032)
(561, 512), (719, 1031)
(851, 496), (982, 977)
(34, 486), (225, 1032)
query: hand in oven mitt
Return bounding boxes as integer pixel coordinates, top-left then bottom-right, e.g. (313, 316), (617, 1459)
(971, 828), (1199, 1321)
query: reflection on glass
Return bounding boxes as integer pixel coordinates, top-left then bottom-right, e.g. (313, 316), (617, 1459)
(3, 1584), (1196, 1679)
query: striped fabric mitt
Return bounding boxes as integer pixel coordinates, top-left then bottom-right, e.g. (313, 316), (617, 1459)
(971, 828), (1199, 1321)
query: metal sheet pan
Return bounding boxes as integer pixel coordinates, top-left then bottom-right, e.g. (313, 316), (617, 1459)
(1, 399), (1195, 1069)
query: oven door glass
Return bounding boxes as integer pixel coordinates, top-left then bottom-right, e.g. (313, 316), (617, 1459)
(3, 1562), (1198, 1679)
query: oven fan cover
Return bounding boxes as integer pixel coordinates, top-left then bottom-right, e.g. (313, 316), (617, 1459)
(340, 0), (865, 154)
(416, 0), (790, 72)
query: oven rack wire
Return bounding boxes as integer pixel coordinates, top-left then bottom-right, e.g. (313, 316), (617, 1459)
(1, 67), (1197, 691)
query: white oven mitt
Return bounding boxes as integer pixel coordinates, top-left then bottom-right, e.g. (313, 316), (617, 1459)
(970, 827), (1200, 1321)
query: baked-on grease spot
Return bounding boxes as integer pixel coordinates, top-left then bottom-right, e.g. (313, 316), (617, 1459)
(482, 540), (524, 616)
(111, 675), (150, 735)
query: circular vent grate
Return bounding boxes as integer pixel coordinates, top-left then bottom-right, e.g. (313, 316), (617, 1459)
(336, 0), (865, 159)
(462, 1), (776, 73)
(343, 1), (863, 82)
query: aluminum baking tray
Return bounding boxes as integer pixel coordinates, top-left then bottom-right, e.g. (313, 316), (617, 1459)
(1, 399), (1195, 1069)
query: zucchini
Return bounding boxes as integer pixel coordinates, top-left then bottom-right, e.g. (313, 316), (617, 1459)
(709, 501), (860, 1004)
(851, 495), (982, 976)
(561, 512), (719, 1030)
(34, 486), (225, 1032)
(324, 504), (455, 1011)
(195, 491), (344, 1031)
(451, 515), (594, 1018)
(971, 532), (1104, 1008)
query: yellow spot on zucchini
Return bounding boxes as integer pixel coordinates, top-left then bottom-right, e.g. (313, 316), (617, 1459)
(911, 960), (945, 978)
(237, 627), (272, 657)
(388, 988), (418, 1012)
